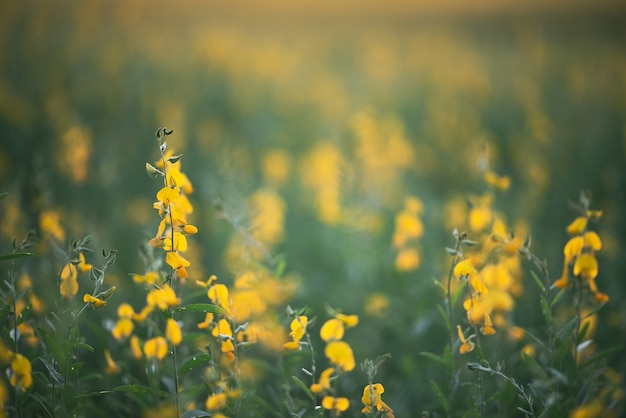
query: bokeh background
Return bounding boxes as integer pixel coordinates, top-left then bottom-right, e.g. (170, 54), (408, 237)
(1, 1), (626, 416)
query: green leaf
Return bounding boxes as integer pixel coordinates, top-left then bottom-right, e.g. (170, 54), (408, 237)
(580, 346), (622, 368)
(182, 410), (211, 418)
(145, 162), (164, 178)
(551, 288), (565, 308)
(75, 390), (113, 400)
(39, 357), (65, 385)
(0, 304), (11, 326)
(77, 342), (94, 352)
(0, 252), (35, 262)
(521, 352), (547, 380)
(420, 351), (450, 369)
(177, 354), (213, 376)
(167, 154), (183, 164)
(539, 294), (552, 325)
(174, 304), (226, 315)
(292, 375), (313, 400)
(451, 279), (467, 306)
(113, 385), (170, 398)
(430, 379), (450, 413)
(0, 192), (7, 201)
(530, 270), (545, 293)
(557, 317), (578, 340)
(436, 304), (450, 332)
(16, 304), (32, 326)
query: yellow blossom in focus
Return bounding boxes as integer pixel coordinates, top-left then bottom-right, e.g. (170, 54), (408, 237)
(454, 259), (477, 278)
(83, 293), (106, 309)
(361, 383), (394, 417)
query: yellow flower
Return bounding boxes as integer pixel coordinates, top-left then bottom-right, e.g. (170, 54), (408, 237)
(60, 262), (79, 299)
(165, 251), (190, 279)
(394, 247), (420, 271)
(131, 271), (159, 285)
(166, 318), (182, 346)
(130, 336), (142, 359)
(454, 259), (477, 278)
(10, 354), (32, 391)
(289, 316), (307, 341)
(206, 392), (227, 411)
(322, 396), (350, 414)
(481, 314), (496, 336)
(457, 325), (475, 354)
(484, 171), (511, 191)
(310, 367), (335, 394)
(567, 217), (588, 235)
(77, 252), (92, 273)
(361, 383), (394, 416)
(320, 319), (344, 342)
(83, 293), (106, 309)
(208, 284), (230, 312)
(104, 350), (119, 374)
(147, 284), (181, 310)
(569, 400), (602, 418)
(143, 336), (168, 361)
(583, 231), (602, 251)
(573, 253), (598, 280)
(325, 341), (355, 372)
(336, 313), (359, 327)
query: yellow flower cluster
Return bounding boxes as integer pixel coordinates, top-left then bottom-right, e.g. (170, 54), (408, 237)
(554, 210), (608, 303)
(60, 252), (92, 299)
(304, 312), (358, 415)
(392, 196), (424, 272)
(148, 148), (198, 281)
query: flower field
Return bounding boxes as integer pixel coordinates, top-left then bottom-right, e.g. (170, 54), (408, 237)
(0, 1), (625, 417)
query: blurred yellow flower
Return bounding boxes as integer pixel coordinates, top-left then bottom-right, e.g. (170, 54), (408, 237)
(457, 325), (475, 354)
(320, 319), (344, 342)
(60, 262), (79, 299)
(10, 354), (32, 391)
(325, 341), (355, 372)
(310, 367), (334, 394)
(322, 396), (349, 414)
(567, 216), (588, 235)
(206, 392), (227, 411)
(83, 293), (106, 309)
(104, 350), (119, 374)
(166, 318), (182, 346)
(361, 383), (394, 417)
(143, 336), (168, 361)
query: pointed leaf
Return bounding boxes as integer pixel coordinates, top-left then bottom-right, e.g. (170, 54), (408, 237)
(39, 357), (65, 385)
(167, 154), (183, 164)
(146, 162), (165, 178)
(420, 351), (450, 369)
(77, 342), (94, 352)
(177, 354), (213, 376)
(0, 252), (34, 262)
(292, 375), (313, 400)
(0, 192), (7, 200)
(182, 411), (211, 418)
(539, 294), (552, 325)
(174, 304), (225, 315)
(530, 270), (545, 293)
(436, 304), (450, 332)
(16, 304), (32, 325)
(451, 279), (467, 306)
(430, 379), (450, 413)
(113, 385), (170, 398)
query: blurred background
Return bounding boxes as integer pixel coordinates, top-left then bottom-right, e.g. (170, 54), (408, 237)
(1, 0), (625, 416)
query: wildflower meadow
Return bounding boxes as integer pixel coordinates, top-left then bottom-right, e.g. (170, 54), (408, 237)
(1, 1), (625, 417)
